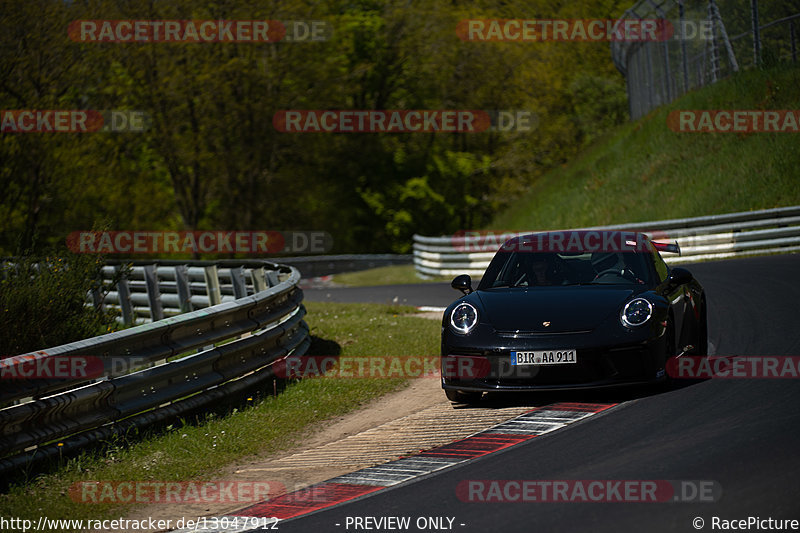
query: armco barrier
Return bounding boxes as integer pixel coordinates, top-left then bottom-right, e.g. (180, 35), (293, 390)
(96, 256), (413, 324)
(413, 205), (800, 277)
(0, 261), (309, 476)
(96, 259), (292, 325)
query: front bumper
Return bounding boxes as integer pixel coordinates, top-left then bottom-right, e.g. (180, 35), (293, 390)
(441, 327), (668, 392)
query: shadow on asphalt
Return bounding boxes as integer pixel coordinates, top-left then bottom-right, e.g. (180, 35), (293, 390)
(447, 377), (709, 410)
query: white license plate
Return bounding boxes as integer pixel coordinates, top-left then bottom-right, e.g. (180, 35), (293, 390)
(511, 349), (577, 365)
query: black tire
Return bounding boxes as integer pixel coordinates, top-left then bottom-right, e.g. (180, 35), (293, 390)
(445, 389), (482, 404)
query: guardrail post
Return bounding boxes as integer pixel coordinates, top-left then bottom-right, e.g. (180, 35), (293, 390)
(204, 265), (222, 306)
(143, 264), (164, 322)
(90, 285), (104, 312)
(230, 266), (247, 299)
(116, 267), (134, 326)
(175, 265), (194, 313)
(252, 267), (268, 292)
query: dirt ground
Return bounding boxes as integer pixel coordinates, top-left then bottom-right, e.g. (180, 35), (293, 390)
(120, 369), (447, 531)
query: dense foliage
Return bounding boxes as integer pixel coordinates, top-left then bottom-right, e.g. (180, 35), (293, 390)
(0, 253), (118, 355)
(1, 0), (630, 254)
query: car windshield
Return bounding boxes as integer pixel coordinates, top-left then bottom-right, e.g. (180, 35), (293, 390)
(478, 250), (653, 289)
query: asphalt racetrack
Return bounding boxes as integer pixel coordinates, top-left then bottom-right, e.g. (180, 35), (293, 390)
(294, 254), (800, 532)
(303, 281), (457, 308)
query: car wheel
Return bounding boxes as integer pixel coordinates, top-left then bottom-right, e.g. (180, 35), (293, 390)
(445, 389), (482, 404)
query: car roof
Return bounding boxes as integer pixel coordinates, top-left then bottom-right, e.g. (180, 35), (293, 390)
(500, 230), (652, 254)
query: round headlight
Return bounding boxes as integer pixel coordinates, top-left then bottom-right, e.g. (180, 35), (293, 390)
(621, 298), (653, 327)
(450, 302), (478, 334)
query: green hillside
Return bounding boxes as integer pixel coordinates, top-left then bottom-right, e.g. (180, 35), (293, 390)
(490, 64), (800, 231)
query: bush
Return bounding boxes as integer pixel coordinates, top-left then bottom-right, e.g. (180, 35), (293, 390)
(0, 252), (118, 356)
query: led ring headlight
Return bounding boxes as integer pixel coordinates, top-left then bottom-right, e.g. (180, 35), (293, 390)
(450, 302), (478, 334)
(621, 298), (653, 327)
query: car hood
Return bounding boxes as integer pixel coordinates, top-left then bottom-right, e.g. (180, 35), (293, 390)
(474, 286), (636, 333)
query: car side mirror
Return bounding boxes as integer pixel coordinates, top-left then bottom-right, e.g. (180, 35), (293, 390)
(451, 274), (473, 295)
(668, 267), (693, 285)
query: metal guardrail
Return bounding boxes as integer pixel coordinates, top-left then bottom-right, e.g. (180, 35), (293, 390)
(95, 259), (292, 325)
(412, 205), (800, 277)
(94, 256), (414, 324)
(0, 261), (309, 475)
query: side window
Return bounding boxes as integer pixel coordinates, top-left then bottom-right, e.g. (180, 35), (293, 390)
(649, 242), (669, 282)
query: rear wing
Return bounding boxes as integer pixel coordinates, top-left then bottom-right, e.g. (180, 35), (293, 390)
(652, 241), (681, 255)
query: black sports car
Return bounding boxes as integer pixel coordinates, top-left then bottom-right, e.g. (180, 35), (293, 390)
(440, 230), (707, 403)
